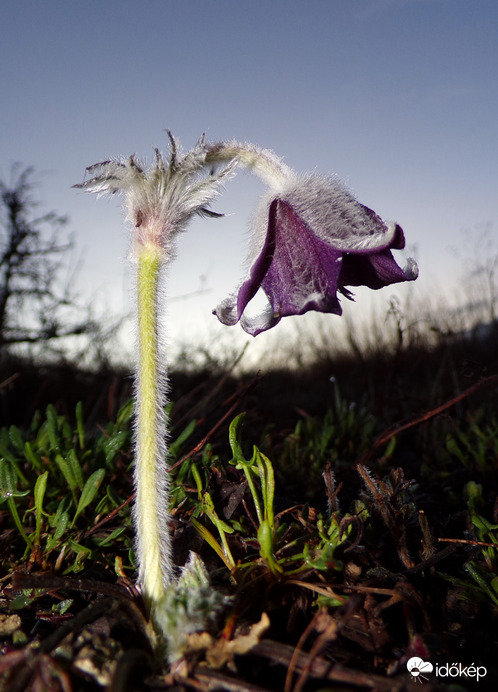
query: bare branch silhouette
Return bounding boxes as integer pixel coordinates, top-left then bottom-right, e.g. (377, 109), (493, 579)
(0, 165), (109, 358)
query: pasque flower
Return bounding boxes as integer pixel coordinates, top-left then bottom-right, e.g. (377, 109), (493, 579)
(76, 132), (418, 660)
(214, 173), (418, 336)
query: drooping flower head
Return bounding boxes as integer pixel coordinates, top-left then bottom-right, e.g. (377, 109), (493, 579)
(211, 157), (418, 336)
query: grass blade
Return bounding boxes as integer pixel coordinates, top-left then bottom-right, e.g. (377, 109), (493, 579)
(71, 468), (105, 527)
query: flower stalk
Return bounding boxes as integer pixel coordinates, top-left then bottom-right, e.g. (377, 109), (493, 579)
(75, 134), (237, 619)
(135, 242), (171, 605)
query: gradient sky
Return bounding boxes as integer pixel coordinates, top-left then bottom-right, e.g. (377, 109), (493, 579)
(2, 0), (497, 364)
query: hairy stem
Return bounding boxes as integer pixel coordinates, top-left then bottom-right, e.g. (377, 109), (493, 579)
(205, 142), (295, 190)
(134, 243), (172, 608)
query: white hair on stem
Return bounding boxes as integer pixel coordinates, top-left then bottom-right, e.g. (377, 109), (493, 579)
(133, 248), (172, 601)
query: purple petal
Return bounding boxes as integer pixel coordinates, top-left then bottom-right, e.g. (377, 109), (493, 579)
(358, 205), (405, 249)
(230, 199), (344, 335)
(262, 199), (344, 316)
(338, 224), (417, 289)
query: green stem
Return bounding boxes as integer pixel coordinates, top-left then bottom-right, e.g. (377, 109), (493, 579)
(134, 243), (172, 609)
(242, 467), (264, 525)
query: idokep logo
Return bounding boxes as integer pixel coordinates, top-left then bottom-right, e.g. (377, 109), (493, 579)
(406, 657), (487, 683)
(406, 657), (433, 682)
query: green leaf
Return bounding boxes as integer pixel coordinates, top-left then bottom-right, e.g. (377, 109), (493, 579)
(9, 426), (24, 451)
(169, 419), (197, 458)
(33, 421), (49, 454)
(103, 430), (129, 465)
(116, 399), (135, 428)
(472, 513), (498, 536)
(62, 420), (72, 447)
(385, 436), (397, 458)
(0, 459), (29, 498)
(255, 448), (275, 527)
(257, 520), (283, 575)
(464, 562), (498, 607)
(0, 460), (32, 547)
(67, 449), (84, 490)
(72, 468), (105, 526)
(0, 446), (29, 486)
(93, 525), (127, 547)
(45, 505), (70, 551)
(315, 594), (346, 609)
(24, 441), (44, 472)
(75, 401), (85, 450)
(9, 592), (37, 610)
(46, 405), (60, 450)
(0, 458), (16, 495)
(33, 471), (49, 545)
(65, 539), (93, 573)
(55, 453), (78, 493)
(190, 517), (234, 570)
(47, 495), (72, 529)
(106, 484), (125, 508)
(53, 510), (70, 540)
(52, 599), (74, 615)
(229, 413), (248, 462)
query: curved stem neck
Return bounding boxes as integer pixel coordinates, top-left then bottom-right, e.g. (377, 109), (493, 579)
(205, 141), (295, 190)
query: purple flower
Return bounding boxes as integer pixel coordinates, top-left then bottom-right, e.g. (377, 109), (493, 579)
(214, 176), (418, 336)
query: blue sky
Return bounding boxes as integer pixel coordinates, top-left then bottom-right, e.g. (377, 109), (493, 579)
(2, 0), (497, 362)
